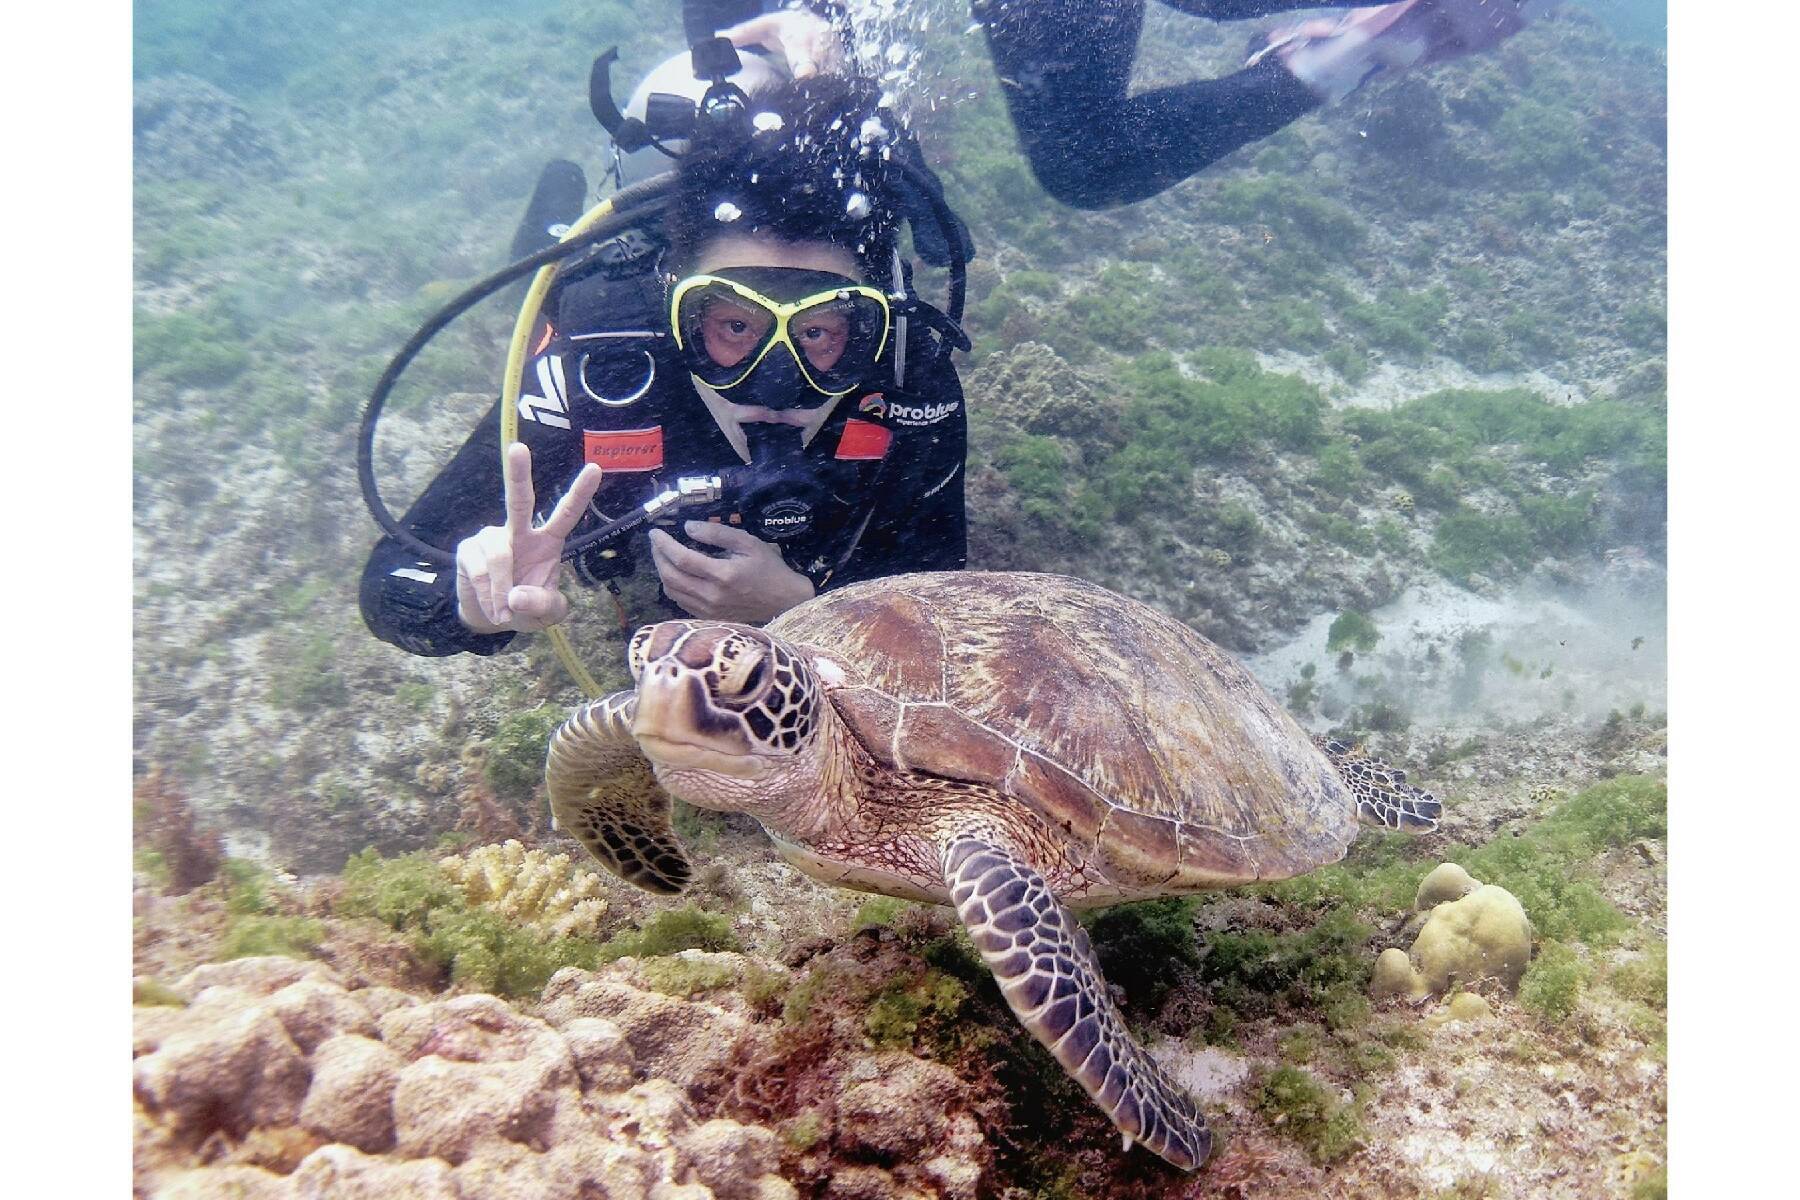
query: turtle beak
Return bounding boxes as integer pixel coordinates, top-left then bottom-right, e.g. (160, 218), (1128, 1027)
(632, 666), (772, 780)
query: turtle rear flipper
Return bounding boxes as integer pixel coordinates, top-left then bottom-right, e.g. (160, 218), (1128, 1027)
(1315, 736), (1442, 832)
(546, 691), (692, 894)
(941, 835), (1212, 1171)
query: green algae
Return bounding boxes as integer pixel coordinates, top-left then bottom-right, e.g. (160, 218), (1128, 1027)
(597, 906), (739, 961)
(483, 705), (566, 800)
(1327, 610), (1381, 654)
(1201, 907), (1374, 1023)
(849, 895), (912, 933)
(633, 954), (741, 998)
(1454, 776), (1664, 945)
(1519, 940), (1588, 1022)
(1607, 941), (1667, 1009)
(134, 978), (189, 1008)
(336, 848), (733, 997)
(1257, 1065), (1366, 1164)
(221, 915), (326, 961)
(779, 1111), (826, 1152)
(1085, 896), (1202, 1011)
(865, 970), (969, 1050)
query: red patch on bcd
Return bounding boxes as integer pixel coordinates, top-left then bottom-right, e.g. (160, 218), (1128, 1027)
(583, 426), (664, 471)
(834, 419), (892, 461)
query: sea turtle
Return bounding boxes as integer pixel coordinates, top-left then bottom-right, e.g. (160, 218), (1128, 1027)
(545, 571), (1439, 1171)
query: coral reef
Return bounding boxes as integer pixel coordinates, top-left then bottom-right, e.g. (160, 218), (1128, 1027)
(436, 839), (610, 941)
(134, 957), (798, 1200)
(1411, 886), (1533, 992)
(1371, 865), (1534, 998)
(133, 73), (279, 181)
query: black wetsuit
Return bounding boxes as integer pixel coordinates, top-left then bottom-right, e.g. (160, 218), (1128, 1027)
(976, 0), (1368, 208)
(360, 244), (968, 658)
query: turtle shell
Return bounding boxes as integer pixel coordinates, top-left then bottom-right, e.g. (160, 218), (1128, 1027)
(767, 572), (1356, 888)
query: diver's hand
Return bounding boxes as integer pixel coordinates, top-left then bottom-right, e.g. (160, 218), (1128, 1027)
(1260, 1), (1564, 105)
(455, 444), (603, 634)
(719, 9), (845, 80)
(647, 521), (815, 624)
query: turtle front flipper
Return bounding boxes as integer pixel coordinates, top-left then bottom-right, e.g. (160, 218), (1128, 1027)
(546, 691), (692, 894)
(940, 836), (1212, 1171)
(1314, 736), (1443, 832)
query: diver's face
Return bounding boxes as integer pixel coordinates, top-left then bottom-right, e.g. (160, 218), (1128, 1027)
(697, 292), (850, 373)
(686, 234), (869, 424)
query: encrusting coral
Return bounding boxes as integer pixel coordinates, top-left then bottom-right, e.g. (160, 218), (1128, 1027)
(436, 839), (610, 941)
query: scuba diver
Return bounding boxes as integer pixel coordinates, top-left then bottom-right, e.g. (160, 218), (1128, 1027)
(979, 0), (1569, 207)
(360, 58), (974, 657)
(737, 1), (1566, 209)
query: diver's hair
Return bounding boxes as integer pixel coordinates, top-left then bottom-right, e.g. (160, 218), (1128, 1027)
(667, 75), (902, 280)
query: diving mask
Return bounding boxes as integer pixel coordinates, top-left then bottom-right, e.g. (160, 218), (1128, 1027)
(671, 266), (892, 401)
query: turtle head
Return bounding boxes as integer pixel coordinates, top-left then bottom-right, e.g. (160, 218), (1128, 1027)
(626, 620), (824, 805)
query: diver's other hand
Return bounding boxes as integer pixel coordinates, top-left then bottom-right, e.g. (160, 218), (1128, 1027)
(455, 444), (603, 634)
(719, 9), (845, 80)
(1255, 0), (1565, 105)
(647, 521), (815, 624)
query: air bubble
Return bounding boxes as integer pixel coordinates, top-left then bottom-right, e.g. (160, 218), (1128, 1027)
(713, 201), (742, 223)
(752, 111), (784, 133)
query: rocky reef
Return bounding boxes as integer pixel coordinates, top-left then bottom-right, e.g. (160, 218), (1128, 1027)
(134, 751), (1668, 1199)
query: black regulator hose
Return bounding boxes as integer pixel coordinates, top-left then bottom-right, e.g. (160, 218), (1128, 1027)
(357, 174), (676, 566)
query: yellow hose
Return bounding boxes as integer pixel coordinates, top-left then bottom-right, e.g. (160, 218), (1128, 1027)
(498, 198), (622, 699)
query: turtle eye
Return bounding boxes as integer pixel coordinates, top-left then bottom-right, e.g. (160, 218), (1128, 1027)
(627, 626), (655, 679)
(715, 649), (768, 699)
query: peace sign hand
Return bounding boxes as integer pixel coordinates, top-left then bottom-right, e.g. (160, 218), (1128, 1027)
(455, 443), (603, 634)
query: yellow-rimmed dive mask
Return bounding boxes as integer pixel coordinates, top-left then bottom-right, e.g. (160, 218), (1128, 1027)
(670, 266), (892, 402)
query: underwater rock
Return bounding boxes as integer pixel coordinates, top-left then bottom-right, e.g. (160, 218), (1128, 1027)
(154, 1165), (294, 1200)
(559, 1016), (637, 1093)
(134, 958), (809, 1195)
(382, 996), (575, 1163)
(963, 342), (1118, 444)
(134, 987), (313, 1134)
(538, 967), (762, 1095)
(180, 955), (341, 1000)
(134, 73), (279, 180)
(673, 1120), (788, 1200)
(837, 1052), (980, 1162)
(288, 1144), (459, 1198)
(263, 977), (379, 1053)
(298, 1035), (402, 1153)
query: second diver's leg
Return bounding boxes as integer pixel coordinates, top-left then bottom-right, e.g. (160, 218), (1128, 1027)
(1154, 1), (1363, 17)
(977, 0), (1325, 208)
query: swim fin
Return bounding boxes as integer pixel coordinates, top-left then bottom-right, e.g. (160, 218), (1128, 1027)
(510, 159), (589, 260)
